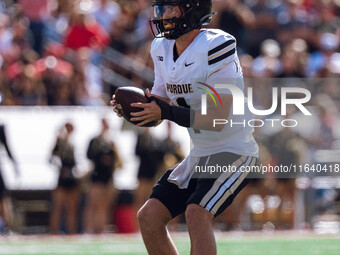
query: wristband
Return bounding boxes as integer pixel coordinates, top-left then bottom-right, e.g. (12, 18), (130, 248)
(149, 96), (195, 128)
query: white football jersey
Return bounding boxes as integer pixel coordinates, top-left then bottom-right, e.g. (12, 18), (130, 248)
(151, 29), (258, 158)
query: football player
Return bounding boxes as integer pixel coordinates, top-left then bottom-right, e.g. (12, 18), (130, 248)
(111, 0), (258, 254)
(0, 124), (19, 234)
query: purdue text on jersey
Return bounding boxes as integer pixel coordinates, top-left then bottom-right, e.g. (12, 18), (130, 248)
(166, 83), (194, 94)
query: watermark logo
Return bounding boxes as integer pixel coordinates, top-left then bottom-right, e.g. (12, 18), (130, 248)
(198, 82), (222, 115)
(198, 83), (312, 128)
(200, 84), (312, 116)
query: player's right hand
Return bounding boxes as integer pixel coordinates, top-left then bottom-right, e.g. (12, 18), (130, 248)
(110, 94), (122, 117)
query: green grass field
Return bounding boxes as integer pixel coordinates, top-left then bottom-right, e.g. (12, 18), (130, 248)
(0, 232), (339, 255)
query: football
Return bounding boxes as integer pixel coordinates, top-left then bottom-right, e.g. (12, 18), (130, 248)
(114, 86), (158, 127)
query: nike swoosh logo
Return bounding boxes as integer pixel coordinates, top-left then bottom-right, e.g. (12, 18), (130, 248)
(185, 62), (195, 67)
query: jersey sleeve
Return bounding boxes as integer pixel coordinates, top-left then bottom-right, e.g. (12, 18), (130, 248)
(207, 33), (237, 77)
(151, 68), (167, 98)
(206, 59), (244, 95)
(206, 33), (244, 95)
(150, 39), (168, 99)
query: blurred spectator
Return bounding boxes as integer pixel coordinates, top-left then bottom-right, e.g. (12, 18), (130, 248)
(83, 118), (122, 234)
(158, 122), (184, 172)
(306, 32), (339, 77)
(11, 17), (33, 50)
(243, 0), (281, 57)
(252, 39), (281, 77)
(0, 124), (19, 234)
(239, 54), (254, 78)
(213, 0), (255, 53)
(18, 0), (55, 56)
(76, 47), (105, 105)
(269, 126), (308, 229)
(44, 0), (72, 44)
(49, 122), (79, 234)
(0, 13), (12, 53)
(132, 0), (154, 48)
(275, 0), (311, 47)
(92, 0), (121, 33)
(134, 128), (165, 211)
(109, 18), (128, 54)
(37, 45), (74, 105)
(311, 94), (338, 150)
(277, 39), (308, 78)
(16, 67), (47, 106)
(134, 123), (184, 211)
(64, 12), (109, 52)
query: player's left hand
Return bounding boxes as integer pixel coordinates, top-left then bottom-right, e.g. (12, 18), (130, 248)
(130, 89), (162, 127)
(110, 94), (123, 117)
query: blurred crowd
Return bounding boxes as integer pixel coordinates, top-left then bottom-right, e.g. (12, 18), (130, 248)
(0, 0), (339, 107)
(1, 0), (340, 233)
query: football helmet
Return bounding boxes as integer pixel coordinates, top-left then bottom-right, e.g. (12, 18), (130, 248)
(150, 0), (213, 40)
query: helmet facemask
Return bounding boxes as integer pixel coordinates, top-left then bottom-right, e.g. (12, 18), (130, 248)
(150, 0), (212, 40)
